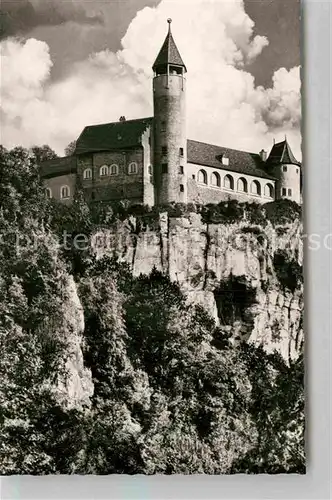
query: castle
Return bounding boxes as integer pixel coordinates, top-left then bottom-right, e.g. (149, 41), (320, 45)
(41, 20), (302, 206)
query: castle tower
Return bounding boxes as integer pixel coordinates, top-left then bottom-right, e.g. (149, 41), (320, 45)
(266, 138), (302, 204)
(153, 19), (187, 205)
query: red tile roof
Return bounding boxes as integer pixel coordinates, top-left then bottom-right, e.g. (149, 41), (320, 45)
(187, 140), (276, 180)
(75, 117), (153, 155)
(153, 29), (187, 72)
(266, 139), (301, 166)
(40, 119), (287, 183)
(40, 156), (77, 179)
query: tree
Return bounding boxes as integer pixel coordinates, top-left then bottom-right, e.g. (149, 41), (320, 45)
(65, 140), (77, 156)
(31, 145), (58, 163)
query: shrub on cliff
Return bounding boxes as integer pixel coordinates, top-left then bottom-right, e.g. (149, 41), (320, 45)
(79, 262), (259, 474)
(213, 274), (257, 326)
(265, 199), (302, 225)
(273, 250), (303, 292)
(78, 260), (304, 474)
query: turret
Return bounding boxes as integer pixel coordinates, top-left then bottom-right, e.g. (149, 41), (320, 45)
(153, 19), (187, 204)
(266, 138), (301, 204)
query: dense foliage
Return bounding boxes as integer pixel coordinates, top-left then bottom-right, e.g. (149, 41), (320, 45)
(0, 146), (305, 474)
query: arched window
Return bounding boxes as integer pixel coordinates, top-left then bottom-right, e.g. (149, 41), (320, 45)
(83, 168), (92, 180)
(110, 164), (119, 176)
(45, 187), (52, 199)
(197, 169), (208, 184)
(251, 180), (261, 196)
(237, 177), (248, 193)
(224, 174), (234, 190)
(100, 165), (108, 177)
(211, 172), (221, 187)
(264, 183), (274, 198)
(128, 162), (138, 174)
(60, 185), (70, 199)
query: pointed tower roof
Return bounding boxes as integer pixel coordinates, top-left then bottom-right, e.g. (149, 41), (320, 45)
(153, 19), (187, 72)
(266, 138), (301, 166)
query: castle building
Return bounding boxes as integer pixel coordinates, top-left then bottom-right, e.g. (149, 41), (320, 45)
(41, 20), (302, 206)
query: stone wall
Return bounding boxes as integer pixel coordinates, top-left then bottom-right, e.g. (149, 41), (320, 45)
(44, 173), (76, 202)
(187, 163), (276, 205)
(274, 163), (301, 204)
(77, 148), (146, 203)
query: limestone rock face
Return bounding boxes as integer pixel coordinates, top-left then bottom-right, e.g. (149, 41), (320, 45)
(94, 212), (303, 361)
(56, 275), (94, 408)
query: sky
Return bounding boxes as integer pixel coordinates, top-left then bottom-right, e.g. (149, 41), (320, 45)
(0, 0), (302, 158)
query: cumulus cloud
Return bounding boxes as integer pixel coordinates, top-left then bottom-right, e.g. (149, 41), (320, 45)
(0, 0), (302, 159)
(0, 0), (102, 39)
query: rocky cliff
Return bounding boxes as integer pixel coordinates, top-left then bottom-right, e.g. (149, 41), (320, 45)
(92, 212), (303, 361)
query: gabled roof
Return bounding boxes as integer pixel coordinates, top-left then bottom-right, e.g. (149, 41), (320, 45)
(187, 140), (276, 180)
(75, 117), (153, 155)
(153, 23), (186, 72)
(40, 156), (77, 179)
(266, 139), (301, 166)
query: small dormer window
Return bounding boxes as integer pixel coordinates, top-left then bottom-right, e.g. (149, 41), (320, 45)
(222, 156), (229, 166)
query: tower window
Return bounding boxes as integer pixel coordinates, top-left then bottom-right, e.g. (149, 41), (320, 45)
(148, 165), (152, 175)
(161, 121), (166, 132)
(162, 163), (168, 174)
(179, 147), (184, 157)
(288, 188), (292, 196)
(162, 146), (168, 155)
(283, 166), (287, 172)
(180, 184), (184, 192)
(192, 174), (195, 180)
(282, 188), (287, 196)
(296, 168), (299, 174)
(128, 162), (138, 174)
(179, 166), (184, 174)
